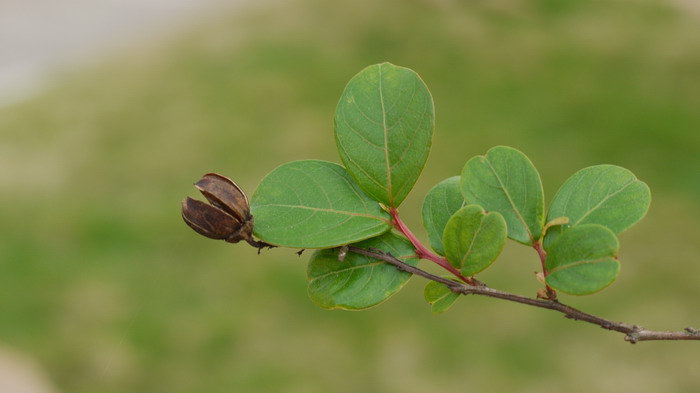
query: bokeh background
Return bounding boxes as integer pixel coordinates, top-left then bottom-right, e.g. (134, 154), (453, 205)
(1, 0), (699, 392)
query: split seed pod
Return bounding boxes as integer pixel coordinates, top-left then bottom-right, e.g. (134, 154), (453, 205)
(182, 173), (270, 248)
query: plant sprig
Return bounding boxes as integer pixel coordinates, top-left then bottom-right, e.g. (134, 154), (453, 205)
(182, 62), (697, 343)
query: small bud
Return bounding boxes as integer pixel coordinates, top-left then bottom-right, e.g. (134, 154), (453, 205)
(543, 216), (571, 236)
(182, 173), (261, 246)
(338, 245), (349, 262)
(534, 271), (546, 285)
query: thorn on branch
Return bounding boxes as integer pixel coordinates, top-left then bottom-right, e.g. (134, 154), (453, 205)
(296, 249), (305, 256)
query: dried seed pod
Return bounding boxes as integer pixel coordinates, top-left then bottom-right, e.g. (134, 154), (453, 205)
(181, 197), (245, 241)
(182, 173), (271, 249)
(194, 173), (250, 223)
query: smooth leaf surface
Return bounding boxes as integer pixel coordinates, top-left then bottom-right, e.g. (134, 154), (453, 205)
(335, 62), (434, 207)
(421, 176), (465, 256)
(545, 165), (651, 249)
(545, 224), (620, 295)
(250, 160), (391, 248)
(443, 205), (507, 276)
(424, 279), (460, 314)
(461, 146), (545, 245)
(307, 232), (418, 310)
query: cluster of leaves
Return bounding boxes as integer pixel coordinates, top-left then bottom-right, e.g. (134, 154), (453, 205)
(249, 63), (651, 311)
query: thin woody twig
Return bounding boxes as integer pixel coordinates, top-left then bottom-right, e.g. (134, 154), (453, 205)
(348, 246), (700, 344)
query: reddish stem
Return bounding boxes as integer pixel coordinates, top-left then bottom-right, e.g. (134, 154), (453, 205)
(533, 241), (557, 300)
(533, 241), (547, 275)
(388, 207), (476, 285)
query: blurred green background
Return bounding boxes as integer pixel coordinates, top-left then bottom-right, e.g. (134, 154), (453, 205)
(2, 0), (700, 392)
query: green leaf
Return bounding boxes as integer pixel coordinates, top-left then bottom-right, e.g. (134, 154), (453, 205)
(335, 62), (434, 207)
(443, 205), (507, 276)
(545, 224), (620, 295)
(250, 160), (391, 248)
(424, 279), (460, 314)
(307, 232), (418, 310)
(461, 146), (545, 245)
(421, 176), (465, 256)
(545, 165), (651, 249)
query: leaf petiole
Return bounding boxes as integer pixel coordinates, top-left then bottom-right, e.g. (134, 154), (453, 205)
(533, 241), (557, 300)
(388, 207), (476, 285)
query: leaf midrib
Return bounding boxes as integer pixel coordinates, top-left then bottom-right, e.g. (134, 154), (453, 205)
(432, 290), (456, 306)
(256, 203), (390, 223)
(379, 64), (394, 206)
(309, 254), (417, 281)
(482, 156), (533, 241)
(573, 178), (637, 226)
(548, 256), (615, 274)
(460, 215), (486, 266)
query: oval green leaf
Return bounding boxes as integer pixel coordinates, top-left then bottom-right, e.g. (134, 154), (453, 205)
(545, 224), (620, 295)
(250, 160), (391, 248)
(335, 62), (435, 207)
(424, 279), (460, 314)
(461, 146), (545, 245)
(307, 232), (418, 310)
(421, 176), (465, 256)
(442, 205), (507, 276)
(544, 165), (651, 249)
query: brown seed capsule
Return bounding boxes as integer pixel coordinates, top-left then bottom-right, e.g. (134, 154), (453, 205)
(182, 173), (270, 249)
(194, 173), (251, 224)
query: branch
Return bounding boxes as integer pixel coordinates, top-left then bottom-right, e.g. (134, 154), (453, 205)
(348, 246), (700, 344)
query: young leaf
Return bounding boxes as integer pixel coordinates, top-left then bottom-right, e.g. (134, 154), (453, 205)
(545, 224), (620, 295)
(424, 279), (460, 314)
(335, 62), (434, 207)
(544, 165), (651, 249)
(543, 216), (570, 233)
(307, 232), (418, 310)
(421, 176), (465, 256)
(442, 205), (507, 276)
(250, 160), (391, 248)
(461, 146), (545, 245)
